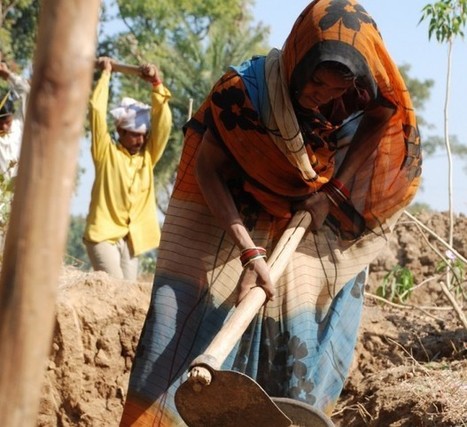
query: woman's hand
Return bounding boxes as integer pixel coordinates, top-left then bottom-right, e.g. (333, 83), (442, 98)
(236, 257), (274, 305)
(292, 192), (329, 231)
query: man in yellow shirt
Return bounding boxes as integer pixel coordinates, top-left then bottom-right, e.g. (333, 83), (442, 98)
(84, 57), (172, 280)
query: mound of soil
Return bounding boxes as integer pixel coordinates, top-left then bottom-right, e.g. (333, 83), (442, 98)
(38, 212), (467, 426)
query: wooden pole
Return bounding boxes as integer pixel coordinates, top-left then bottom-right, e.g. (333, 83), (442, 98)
(0, 0), (101, 425)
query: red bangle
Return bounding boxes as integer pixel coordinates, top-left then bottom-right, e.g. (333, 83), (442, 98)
(330, 178), (350, 198)
(240, 246), (267, 268)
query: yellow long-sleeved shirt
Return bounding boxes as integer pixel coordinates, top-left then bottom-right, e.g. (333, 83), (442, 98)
(84, 70), (172, 256)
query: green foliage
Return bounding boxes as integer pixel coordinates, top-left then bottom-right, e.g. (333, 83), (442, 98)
(9, 0), (40, 67)
(420, 0), (467, 42)
(0, 173), (15, 259)
(377, 265), (415, 303)
(0, 0), (39, 67)
(436, 251), (466, 289)
(65, 215), (90, 270)
(418, 0), (467, 146)
(115, 0), (254, 42)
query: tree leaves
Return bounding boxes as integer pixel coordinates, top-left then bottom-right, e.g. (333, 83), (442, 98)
(420, 0), (467, 41)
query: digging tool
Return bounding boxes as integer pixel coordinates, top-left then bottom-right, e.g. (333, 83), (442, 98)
(175, 210), (335, 426)
(94, 60), (157, 78)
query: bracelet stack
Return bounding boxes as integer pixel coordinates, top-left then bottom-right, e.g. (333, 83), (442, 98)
(240, 246), (267, 268)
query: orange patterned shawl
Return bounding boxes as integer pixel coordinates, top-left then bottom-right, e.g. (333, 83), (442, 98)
(188, 0), (421, 236)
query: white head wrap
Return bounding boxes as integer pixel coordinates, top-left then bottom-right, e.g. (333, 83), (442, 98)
(110, 97), (151, 134)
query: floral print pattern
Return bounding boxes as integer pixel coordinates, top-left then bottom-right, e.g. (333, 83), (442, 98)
(319, 0), (377, 32)
(211, 86), (265, 133)
(258, 317), (317, 405)
(250, 275), (365, 405)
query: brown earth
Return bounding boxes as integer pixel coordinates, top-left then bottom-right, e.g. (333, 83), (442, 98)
(39, 211), (467, 427)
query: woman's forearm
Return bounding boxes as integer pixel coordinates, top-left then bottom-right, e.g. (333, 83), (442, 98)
(196, 129), (275, 301)
(195, 130), (256, 251)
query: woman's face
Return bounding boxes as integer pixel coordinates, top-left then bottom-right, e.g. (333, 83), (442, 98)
(297, 67), (354, 110)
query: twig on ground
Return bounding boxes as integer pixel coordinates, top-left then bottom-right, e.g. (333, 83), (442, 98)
(402, 211), (467, 263)
(439, 280), (467, 329)
(386, 337), (427, 368)
(366, 293), (450, 322)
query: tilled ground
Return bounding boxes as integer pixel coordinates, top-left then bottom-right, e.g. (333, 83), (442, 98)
(38, 211), (467, 426)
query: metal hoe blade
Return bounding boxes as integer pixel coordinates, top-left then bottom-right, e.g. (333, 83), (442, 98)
(272, 397), (335, 427)
(175, 369), (292, 427)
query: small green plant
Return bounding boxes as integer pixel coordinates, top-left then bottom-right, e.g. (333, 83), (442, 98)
(436, 250), (466, 297)
(436, 250), (465, 279)
(377, 265), (414, 303)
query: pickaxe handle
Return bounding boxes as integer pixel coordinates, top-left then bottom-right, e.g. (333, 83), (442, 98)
(94, 61), (156, 78)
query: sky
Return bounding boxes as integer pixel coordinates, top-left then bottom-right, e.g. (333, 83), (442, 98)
(70, 0), (467, 216)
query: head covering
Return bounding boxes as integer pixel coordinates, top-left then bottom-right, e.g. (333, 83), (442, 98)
(282, 0), (397, 104)
(198, 0), (421, 234)
(0, 91), (15, 118)
(110, 97), (150, 134)
(263, 0), (421, 225)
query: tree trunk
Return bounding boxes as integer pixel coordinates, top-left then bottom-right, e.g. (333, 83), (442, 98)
(0, 0), (101, 426)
